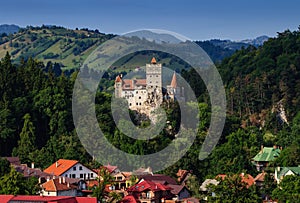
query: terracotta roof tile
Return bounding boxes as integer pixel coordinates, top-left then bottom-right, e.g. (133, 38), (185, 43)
(170, 72), (177, 88)
(44, 159), (78, 176)
(41, 178), (77, 192)
(151, 57), (157, 64)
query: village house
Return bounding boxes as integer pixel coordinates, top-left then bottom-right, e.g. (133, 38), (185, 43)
(138, 174), (190, 201)
(252, 145), (281, 171)
(274, 166), (300, 184)
(126, 180), (173, 203)
(40, 176), (88, 197)
(44, 159), (97, 180)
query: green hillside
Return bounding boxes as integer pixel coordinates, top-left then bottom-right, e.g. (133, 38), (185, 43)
(0, 26), (114, 69)
(0, 26), (234, 70)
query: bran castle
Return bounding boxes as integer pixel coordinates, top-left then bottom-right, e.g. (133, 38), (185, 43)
(114, 57), (184, 111)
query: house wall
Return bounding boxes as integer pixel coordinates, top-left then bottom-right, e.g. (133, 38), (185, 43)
(40, 190), (57, 196)
(177, 188), (190, 200)
(61, 163), (97, 180)
(58, 189), (77, 197)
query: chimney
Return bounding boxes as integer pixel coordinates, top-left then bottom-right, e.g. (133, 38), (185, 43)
(260, 145), (264, 151)
(67, 182), (70, 188)
(273, 145), (277, 149)
(63, 176), (66, 183)
(38, 177), (42, 184)
(280, 146), (283, 150)
(56, 161), (59, 168)
(59, 177), (62, 184)
(31, 162), (35, 169)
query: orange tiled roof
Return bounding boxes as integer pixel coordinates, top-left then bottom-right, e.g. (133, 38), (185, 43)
(41, 178), (77, 192)
(44, 159), (78, 176)
(170, 72), (177, 88)
(115, 75), (122, 82)
(151, 57), (157, 64)
(254, 172), (266, 182)
(216, 173), (255, 188)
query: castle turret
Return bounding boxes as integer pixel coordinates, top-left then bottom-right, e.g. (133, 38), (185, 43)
(114, 75), (122, 98)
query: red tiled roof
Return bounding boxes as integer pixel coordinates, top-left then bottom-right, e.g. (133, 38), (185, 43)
(216, 173), (255, 188)
(168, 184), (186, 195)
(3, 157), (21, 165)
(0, 195), (14, 203)
(14, 164), (52, 178)
(76, 197), (97, 203)
(122, 79), (134, 90)
(41, 178), (77, 192)
(128, 180), (172, 193)
(44, 159), (78, 176)
(135, 79), (147, 86)
(103, 163), (118, 173)
(120, 195), (140, 203)
(9, 195), (75, 202)
(139, 174), (178, 185)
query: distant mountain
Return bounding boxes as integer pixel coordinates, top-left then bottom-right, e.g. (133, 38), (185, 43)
(0, 24), (20, 34)
(208, 35), (269, 51)
(240, 35), (269, 46)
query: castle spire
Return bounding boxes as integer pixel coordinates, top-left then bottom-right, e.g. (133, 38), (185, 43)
(151, 57), (157, 64)
(170, 71), (177, 88)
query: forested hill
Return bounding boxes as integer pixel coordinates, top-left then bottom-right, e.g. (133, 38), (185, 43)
(0, 25), (248, 69)
(185, 28), (300, 131)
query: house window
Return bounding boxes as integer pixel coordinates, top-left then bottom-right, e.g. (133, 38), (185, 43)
(80, 174), (83, 178)
(65, 174), (68, 177)
(73, 166), (76, 171)
(79, 166), (83, 170)
(72, 174), (76, 178)
(91, 173), (94, 178)
(69, 174), (72, 178)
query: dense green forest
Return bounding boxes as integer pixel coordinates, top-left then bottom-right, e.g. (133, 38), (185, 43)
(0, 26), (300, 200)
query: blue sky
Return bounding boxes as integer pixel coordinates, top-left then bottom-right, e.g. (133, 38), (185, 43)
(1, 0), (300, 40)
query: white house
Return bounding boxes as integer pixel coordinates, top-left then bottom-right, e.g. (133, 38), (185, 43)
(44, 159), (97, 180)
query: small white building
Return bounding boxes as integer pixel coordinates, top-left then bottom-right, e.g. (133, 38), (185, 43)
(274, 166), (300, 184)
(44, 159), (97, 180)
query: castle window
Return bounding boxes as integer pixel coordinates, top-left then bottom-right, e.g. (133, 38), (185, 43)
(136, 103), (138, 106)
(136, 91), (138, 94)
(129, 103), (132, 106)
(139, 103), (141, 105)
(139, 96), (141, 99)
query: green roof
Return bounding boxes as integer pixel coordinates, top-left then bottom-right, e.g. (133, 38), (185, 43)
(275, 166), (300, 179)
(253, 147), (281, 162)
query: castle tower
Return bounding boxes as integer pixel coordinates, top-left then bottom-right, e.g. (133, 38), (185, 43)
(146, 57), (163, 105)
(146, 57), (162, 90)
(114, 75), (122, 98)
